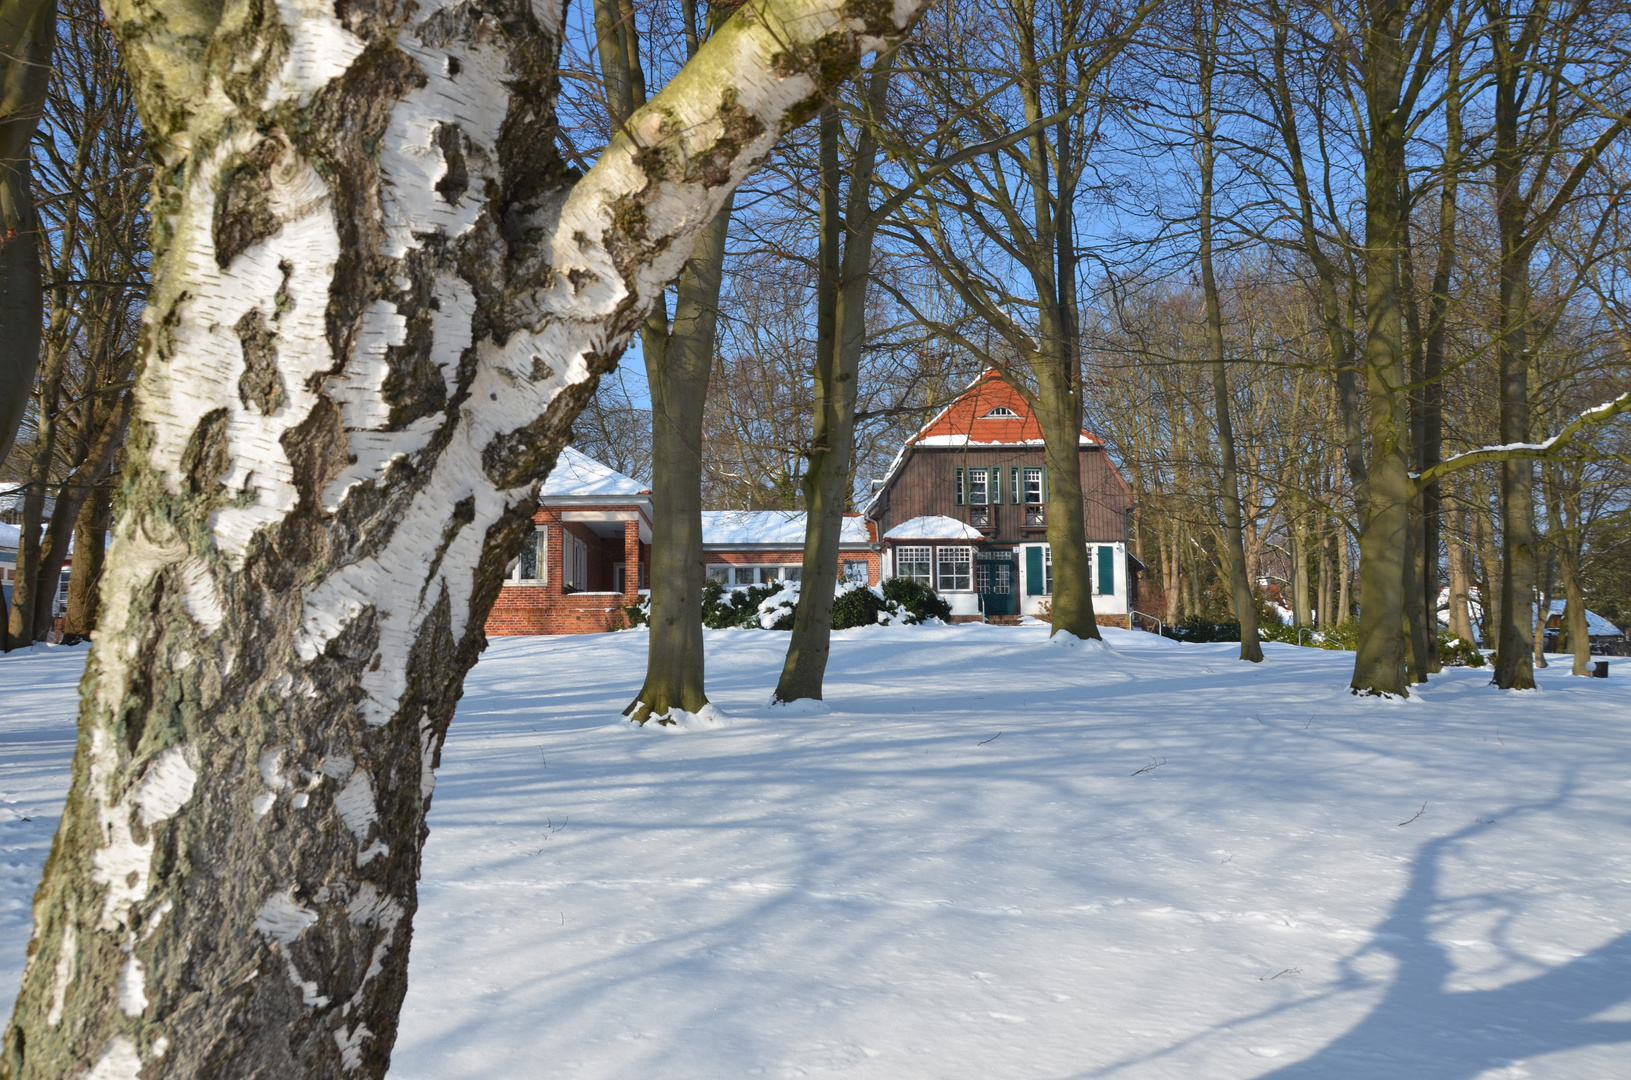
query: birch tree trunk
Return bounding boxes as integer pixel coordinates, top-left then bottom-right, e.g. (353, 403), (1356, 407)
(2, 0), (929, 1074)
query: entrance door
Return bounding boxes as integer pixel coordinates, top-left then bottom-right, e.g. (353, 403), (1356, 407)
(976, 550), (1017, 617)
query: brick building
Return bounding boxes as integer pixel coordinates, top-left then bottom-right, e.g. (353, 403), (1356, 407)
(484, 454), (882, 636)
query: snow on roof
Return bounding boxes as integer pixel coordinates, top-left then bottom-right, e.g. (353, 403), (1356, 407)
(541, 446), (648, 498)
(883, 515), (985, 541)
(0, 522), (18, 550)
(1548, 598), (1624, 637)
(908, 369), (1104, 448)
(701, 510), (872, 547)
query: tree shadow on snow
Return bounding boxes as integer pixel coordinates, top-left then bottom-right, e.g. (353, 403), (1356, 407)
(1148, 782), (1630, 1079)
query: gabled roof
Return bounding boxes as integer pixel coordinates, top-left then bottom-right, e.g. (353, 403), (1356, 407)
(541, 446), (649, 498)
(909, 369), (1103, 448)
(701, 510), (873, 547)
(864, 369), (1113, 516)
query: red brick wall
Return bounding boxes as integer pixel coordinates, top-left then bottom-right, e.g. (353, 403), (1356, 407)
(485, 504), (648, 636)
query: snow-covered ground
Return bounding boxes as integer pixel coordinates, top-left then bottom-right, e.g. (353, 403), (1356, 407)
(3, 626), (1630, 1078)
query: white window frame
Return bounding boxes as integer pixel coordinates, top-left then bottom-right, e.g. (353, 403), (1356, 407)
(1023, 467), (1043, 504)
(509, 527), (548, 584)
(937, 546), (973, 592)
(896, 546), (932, 586)
(706, 564), (731, 585)
(843, 560), (869, 585)
(967, 469), (988, 505)
(563, 530), (588, 592)
(982, 406), (1017, 418)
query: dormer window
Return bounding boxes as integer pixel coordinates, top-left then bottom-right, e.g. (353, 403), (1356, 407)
(982, 406), (1018, 418)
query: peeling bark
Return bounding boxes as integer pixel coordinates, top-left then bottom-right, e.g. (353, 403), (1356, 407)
(2, 0), (932, 1075)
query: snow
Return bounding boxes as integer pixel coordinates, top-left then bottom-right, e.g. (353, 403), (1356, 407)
(701, 510), (871, 546)
(542, 447), (649, 498)
(1547, 599), (1624, 638)
(913, 434), (1097, 446)
(884, 515), (985, 540)
(3, 630), (1631, 1078)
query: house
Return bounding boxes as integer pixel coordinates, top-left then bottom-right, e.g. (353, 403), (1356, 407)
(484, 452), (883, 636)
(863, 369), (1140, 621)
(1541, 599), (1627, 656)
(486, 369), (1141, 635)
(484, 447), (654, 636)
(701, 510), (881, 589)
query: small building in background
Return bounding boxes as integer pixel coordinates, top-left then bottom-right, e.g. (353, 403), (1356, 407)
(701, 510), (880, 589)
(485, 447), (653, 636)
(864, 369), (1140, 621)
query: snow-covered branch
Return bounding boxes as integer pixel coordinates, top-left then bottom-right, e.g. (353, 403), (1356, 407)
(1414, 391), (1631, 487)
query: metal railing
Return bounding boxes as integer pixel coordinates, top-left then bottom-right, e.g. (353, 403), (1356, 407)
(1128, 609), (1164, 636)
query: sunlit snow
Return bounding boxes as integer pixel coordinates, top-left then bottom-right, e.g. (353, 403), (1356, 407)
(2, 626), (1629, 1078)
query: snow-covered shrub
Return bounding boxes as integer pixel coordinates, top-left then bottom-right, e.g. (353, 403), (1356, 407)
(831, 581), (888, 629)
(702, 578), (793, 629)
(1439, 634), (1487, 667)
(881, 576), (952, 623)
(622, 595), (651, 628)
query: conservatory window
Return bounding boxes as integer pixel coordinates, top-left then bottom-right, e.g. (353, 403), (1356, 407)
(938, 546), (973, 592)
(897, 546), (932, 586)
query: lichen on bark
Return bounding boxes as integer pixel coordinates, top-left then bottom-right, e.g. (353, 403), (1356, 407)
(3, 0), (934, 1075)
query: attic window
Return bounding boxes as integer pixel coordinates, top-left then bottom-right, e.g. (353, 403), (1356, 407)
(982, 406), (1018, 418)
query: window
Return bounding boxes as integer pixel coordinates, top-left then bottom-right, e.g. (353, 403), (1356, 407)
(938, 546), (973, 591)
(896, 546), (931, 586)
(976, 563), (990, 592)
(707, 565), (731, 585)
(967, 468), (988, 505)
(734, 566), (757, 586)
(563, 531), (588, 592)
(1023, 468), (1043, 503)
(982, 406), (1017, 418)
(1026, 545), (1053, 595)
(843, 560), (869, 585)
(1044, 546), (1053, 594)
(510, 528), (547, 583)
(784, 565), (802, 583)
(968, 504), (991, 529)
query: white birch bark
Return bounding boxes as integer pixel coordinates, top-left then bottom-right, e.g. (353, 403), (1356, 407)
(2, 0), (929, 1076)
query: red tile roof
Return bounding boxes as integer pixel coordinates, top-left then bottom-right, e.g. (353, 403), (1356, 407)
(910, 369), (1103, 447)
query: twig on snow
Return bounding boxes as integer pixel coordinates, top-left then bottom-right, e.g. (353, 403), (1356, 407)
(1397, 802), (1427, 827)
(1259, 967), (1302, 981)
(1131, 757), (1167, 776)
(977, 731), (1003, 746)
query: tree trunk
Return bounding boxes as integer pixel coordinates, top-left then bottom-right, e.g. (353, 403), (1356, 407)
(29, 392), (132, 641)
(1351, 128), (1412, 693)
(0, 0), (53, 473)
(1532, 545), (1552, 668)
(1337, 522), (1351, 624)
(775, 65), (889, 703)
(63, 479), (111, 639)
(2, 0), (928, 1074)
(1197, 7), (1261, 662)
(1447, 506), (1476, 642)
(604, 1), (738, 726)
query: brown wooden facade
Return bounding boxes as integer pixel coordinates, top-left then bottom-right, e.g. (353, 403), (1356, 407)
(866, 445), (1133, 546)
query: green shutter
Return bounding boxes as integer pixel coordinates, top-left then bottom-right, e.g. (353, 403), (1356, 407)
(1097, 545), (1114, 596)
(955, 467), (964, 505)
(1011, 466), (1021, 504)
(1026, 546), (1045, 595)
(1040, 466), (1050, 502)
